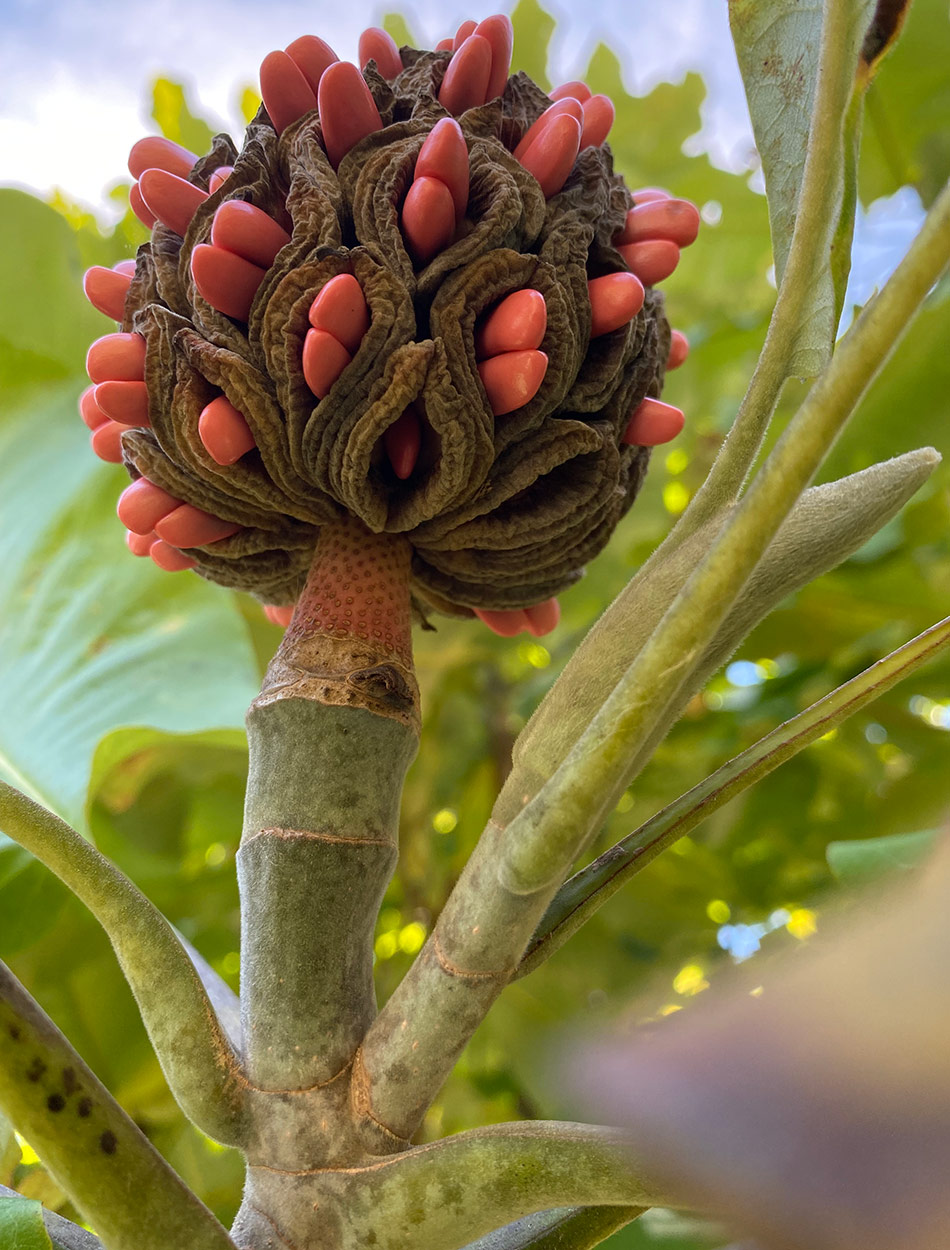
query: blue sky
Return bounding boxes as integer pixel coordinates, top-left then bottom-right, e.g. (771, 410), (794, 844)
(0, 0), (752, 209)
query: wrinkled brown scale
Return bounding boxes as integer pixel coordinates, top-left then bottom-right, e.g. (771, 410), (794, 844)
(118, 48), (670, 616)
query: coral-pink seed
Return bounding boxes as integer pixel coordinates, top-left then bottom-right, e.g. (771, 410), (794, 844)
(210, 200), (291, 269)
(117, 478), (180, 535)
(402, 176), (456, 263)
(617, 239), (681, 286)
(191, 244), (266, 321)
(86, 332), (146, 384)
(580, 95), (615, 148)
(285, 35), (338, 94)
(588, 272), (645, 338)
(302, 328), (352, 399)
(308, 274), (370, 355)
(518, 113), (581, 199)
(514, 98), (584, 162)
(358, 27), (403, 79)
(150, 541), (197, 572)
(94, 380), (150, 427)
(622, 397), (685, 446)
(475, 289), (547, 359)
(474, 607), (530, 637)
(154, 505), (241, 548)
(667, 329), (689, 370)
(549, 81), (592, 103)
(318, 61), (384, 168)
(260, 49), (317, 135)
(618, 198), (700, 247)
(199, 397), (257, 465)
(415, 118), (470, 223)
(477, 350), (548, 415)
(474, 14), (514, 102)
(137, 168), (208, 237)
(83, 266), (132, 321)
(438, 34), (493, 115)
(127, 136), (197, 181)
(383, 407), (422, 480)
(90, 421), (125, 463)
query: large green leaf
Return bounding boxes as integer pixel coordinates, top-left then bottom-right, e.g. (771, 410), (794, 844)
(827, 828), (937, 881)
(729, 0), (875, 373)
(0, 386), (258, 831)
(0, 1197), (53, 1250)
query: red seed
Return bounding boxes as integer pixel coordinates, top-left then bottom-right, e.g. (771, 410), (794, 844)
(415, 118), (469, 222)
(90, 421), (125, 463)
(260, 49), (317, 135)
(285, 34), (338, 94)
(358, 27), (403, 79)
(588, 272), (645, 338)
(79, 385), (109, 430)
(633, 187), (672, 204)
(383, 407), (422, 480)
(453, 20), (477, 49)
(514, 98), (584, 161)
(86, 332), (146, 384)
(550, 80), (591, 103)
(150, 540), (197, 572)
(113, 259), (137, 277)
(524, 597), (561, 636)
(618, 198), (700, 247)
(155, 504), (241, 548)
(617, 239), (681, 286)
(622, 397), (685, 446)
(191, 244), (266, 321)
(475, 289), (547, 359)
(302, 328), (352, 399)
(129, 183), (156, 228)
(263, 604), (295, 627)
(126, 529), (155, 558)
(210, 200), (291, 269)
(127, 135), (197, 181)
(94, 380), (150, 427)
(209, 166), (234, 193)
(318, 61), (384, 168)
(138, 168), (208, 238)
(518, 113), (581, 199)
(308, 274), (370, 355)
(199, 396), (257, 465)
(667, 329), (689, 370)
(474, 15), (513, 102)
(435, 37), (454, 52)
(117, 478), (181, 535)
(83, 265), (131, 321)
(474, 607), (530, 637)
(402, 176), (456, 264)
(581, 94), (615, 148)
(438, 34), (493, 115)
(477, 349), (548, 415)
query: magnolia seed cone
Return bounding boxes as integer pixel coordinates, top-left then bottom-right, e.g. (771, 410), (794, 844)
(118, 49), (671, 617)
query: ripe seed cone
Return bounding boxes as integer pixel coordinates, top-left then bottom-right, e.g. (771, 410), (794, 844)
(117, 48), (671, 616)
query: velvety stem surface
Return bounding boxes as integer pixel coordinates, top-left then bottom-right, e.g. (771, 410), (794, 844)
(0, 962), (236, 1250)
(238, 518), (419, 1176)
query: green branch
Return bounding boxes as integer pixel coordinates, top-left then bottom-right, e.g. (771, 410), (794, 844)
(240, 1122), (667, 1250)
(499, 177), (950, 897)
(0, 962), (235, 1250)
(678, 0), (870, 546)
(0, 784), (248, 1146)
(519, 612), (950, 975)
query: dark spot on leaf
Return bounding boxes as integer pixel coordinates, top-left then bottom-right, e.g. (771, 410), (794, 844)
(26, 1057), (47, 1082)
(47, 1093), (65, 1112)
(7, 1025), (20, 1041)
(62, 1067), (79, 1095)
(77, 1098), (92, 1118)
(99, 1130), (117, 1155)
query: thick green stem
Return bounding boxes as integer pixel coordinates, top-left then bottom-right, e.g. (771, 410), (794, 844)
(237, 518), (419, 1171)
(0, 962), (235, 1250)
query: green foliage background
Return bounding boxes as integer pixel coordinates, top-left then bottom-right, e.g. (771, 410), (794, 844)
(0, 2), (948, 1243)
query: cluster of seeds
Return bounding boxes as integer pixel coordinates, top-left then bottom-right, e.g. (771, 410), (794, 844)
(80, 16), (697, 637)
